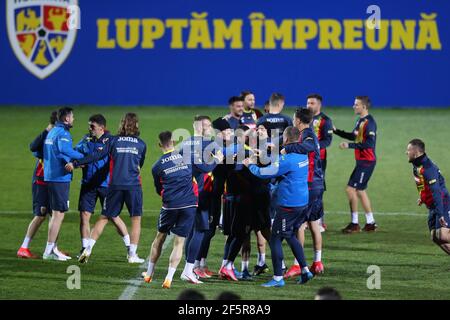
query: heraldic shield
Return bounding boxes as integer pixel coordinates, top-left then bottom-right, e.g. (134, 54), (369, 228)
(6, 0), (78, 79)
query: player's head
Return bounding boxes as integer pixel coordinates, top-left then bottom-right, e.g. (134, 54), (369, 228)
(257, 123), (268, 139)
(88, 114), (106, 138)
(176, 289), (205, 300)
(49, 111), (58, 125)
(407, 138), (425, 162)
(118, 112), (140, 137)
(241, 91), (255, 110)
(354, 96), (371, 115)
(229, 96), (244, 117)
(193, 115), (212, 137)
(307, 93), (323, 115)
(212, 117), (232, 142)
(216, 291), (241, 300)
(57, 107), (74, 127)
(263, 100), (270, 114)
(158, 131), (173, 150)
(283, 126), (301, 146)
(314, 287), (342, 300)
(269, 93), (285, 112)
(294, 107), (313, 128)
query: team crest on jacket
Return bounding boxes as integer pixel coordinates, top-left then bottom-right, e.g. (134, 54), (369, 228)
(6, 0), (78, 79)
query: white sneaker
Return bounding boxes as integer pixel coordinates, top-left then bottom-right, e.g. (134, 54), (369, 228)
(78, 249), (91, 264)
(54, 247), (72, 260)
(127, 255), (145, 264)
(180, 272), (203, 284)
(43, 252), (68, 261)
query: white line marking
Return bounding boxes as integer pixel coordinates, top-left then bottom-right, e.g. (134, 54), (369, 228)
(118, 234), (174, 300)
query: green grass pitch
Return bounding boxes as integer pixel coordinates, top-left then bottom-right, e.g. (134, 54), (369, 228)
(0, 106), (449, 300)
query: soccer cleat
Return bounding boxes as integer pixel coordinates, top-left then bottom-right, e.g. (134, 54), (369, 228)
(141, 271), (148, 278)
(321, 222), (328, 232)
(363, 223), (378, 232)
(127, 255), (145, 264)
(180, 273), (203, 284)
(193, 267), (210, 279)
(76, 248), (85, 259)
(284, 265), (301, 279)
(143, 275), (152, 283)
(233, 268), (242, 279)
(219, 266), (238, 281)
(253, 263), (269, 276)
(239, 269), (253, 281)
(17, 247), (39, 259)
(261, 278), (285, 288)
(342, 223), (361, 234)
(202, 267), (214, 277)
(53, 247), (71, 260)
(43, 252), (68, 261)
(310, 261), (324, 275)
(297, 271), (314, 285)
(162, 279), (172, 289)
(78, 249), (90, 264)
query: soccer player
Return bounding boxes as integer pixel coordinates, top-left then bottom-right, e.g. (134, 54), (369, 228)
(223, 96), (244, 129)
(283, 108), (325, 277)
(144, 131), (222, 288)
(43, 107), (85, 261)
(75, 114), (130, 258)
(406, 139), (450, 254)
(17, 111), (63, 259)
(333, 96), (378, 233)
(240, 91), (263, 129)
(73, 113), (147, 264)
(244, 126), (314, 287)
(307, 94), (333, 231)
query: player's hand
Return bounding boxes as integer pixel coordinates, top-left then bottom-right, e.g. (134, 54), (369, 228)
(65, 162), (74, 172)
(339, 142), (349, 149)
(280, 148), (286, 155)
(213, 150), (224, 163)
(417, 198), (423, 206)
(439, 216), (448, 228)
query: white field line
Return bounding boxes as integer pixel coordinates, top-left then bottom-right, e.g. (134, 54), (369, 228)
(118, 234), (174, 300)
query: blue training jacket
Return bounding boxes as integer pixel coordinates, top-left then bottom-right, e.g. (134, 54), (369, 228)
(75, 132), (112, 188)
(248, 152), (309, 207)
(74, 135), (147, 190)
(44, 122), (84, 182)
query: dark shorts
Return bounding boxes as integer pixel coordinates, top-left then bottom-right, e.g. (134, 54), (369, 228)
(307, 188), (324, 222)
(47, 182), (70, 213)
(78, 185), (108, 214)
(428, 205), (450, 231)
(348, 161), (376, 190)
(102, 188), (143, 217)
(251, 191), (271, 231)
(195, 208), (210, 232)
(272, 206), (308, 238)
(32, 183), (51, 216)
(158, 206), (197, 237)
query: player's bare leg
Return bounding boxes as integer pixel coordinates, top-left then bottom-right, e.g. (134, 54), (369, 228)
(308, 220), (324, 274)
(253, 230), (269, 276)
(240, 236), (251, 279)
(431, 229), (450, 255)
(125, 216), (143, 263)
(77, 215), (108, 263)
(162, 235), (186, 288)
(357, 190), (377, 231)
(18, 215), (46, 259)
(342, 187), (361, 233)
(79, 211), (91, 254)
(43, 211), (68, 260)
(110, 216), (131, 254)
(144, 231), (167, 282)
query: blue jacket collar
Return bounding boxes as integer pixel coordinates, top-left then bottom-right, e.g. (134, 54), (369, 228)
(56, 121), (71, 131)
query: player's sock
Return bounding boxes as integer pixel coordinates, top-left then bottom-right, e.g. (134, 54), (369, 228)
(21, 236), (31, 249)
(257, 253), (266, 267)
(146, 262), (155, 277)
(81, 238), (89, 249)
(273, 275), (283, 282)
(166, 267), (176, 281)
(314, 250), (322, 262)
(225, 261), (233, 270)
(351, 212), (359, 224)
(293, 259), (299, 266)
(194, 260), (200, 269)
(86, 239), (96, 254)
(282, 259), (286, 269)
(200, 258), (207, 268)
(183, 262), (194, 276)
(241, 260), (249, 272)
(122, 235), (130, 247)
(365, 212), (375, 224)
(44, 242), (55, 255)
(221, 259), (227, 268)
(129, 244), (137, 257)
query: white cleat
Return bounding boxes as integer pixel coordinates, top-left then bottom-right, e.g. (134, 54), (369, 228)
(54, 247), (72, 260)
(180, 272), (203, 284)
(78, 249), (91, 264)
(127, 255), (145, 264)
(43, 252), (68, 261)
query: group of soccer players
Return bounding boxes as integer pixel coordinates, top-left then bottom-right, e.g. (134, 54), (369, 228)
(16, 92), (450, 289)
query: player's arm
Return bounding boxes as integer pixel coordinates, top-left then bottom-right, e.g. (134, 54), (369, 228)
(319, 118), (333, 149)
(283, 137), (315, 155)
(151, 165), (163, 196)
(58, 132), (85, 161)
(423, 168), (445, 219)
(246, 156), (291, 179)
(74, 134), (90, 154)
(29, 129), (48, 153)
(140, 143), (147, 169)
(333, 127), (356, 140)
(73, 138), (112, 166)
(348, 121), (376, 149)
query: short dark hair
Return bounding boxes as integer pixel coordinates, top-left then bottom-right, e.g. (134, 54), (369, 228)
(89, 114), (106, 127)
(409, 139), (425, 153)
(216, 291), (241, 300)
(177, 289), (205, 300)
(240, 91), (254, 99)
(284, 126), (301, 143)
(194, 115), (211, 122)
(228, 96), (244, 105)
(316, 287), (342, 300)
(356, 96), (371, 109)
(50, 111), (58, 125)
(57, 107), (73, 122)
(269, 93), (285, 106)
(264, 100), (270, 107)
(295, 107), (313, 124)
(307, 93), (323, 102)
(158, 131), (172, 147)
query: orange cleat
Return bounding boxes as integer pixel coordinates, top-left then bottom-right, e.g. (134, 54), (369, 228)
(284, 265), (301, 279)
(17, 247), (39, 259)
(144, 275), (152, 283)
(193, 267), (210, 279)
(310, 261), (324, 275)
(203, 267), (214, 277)
(162, 279), (172, 289)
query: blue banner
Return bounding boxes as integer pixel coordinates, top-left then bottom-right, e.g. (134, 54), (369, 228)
(1, 0), (449, 107)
